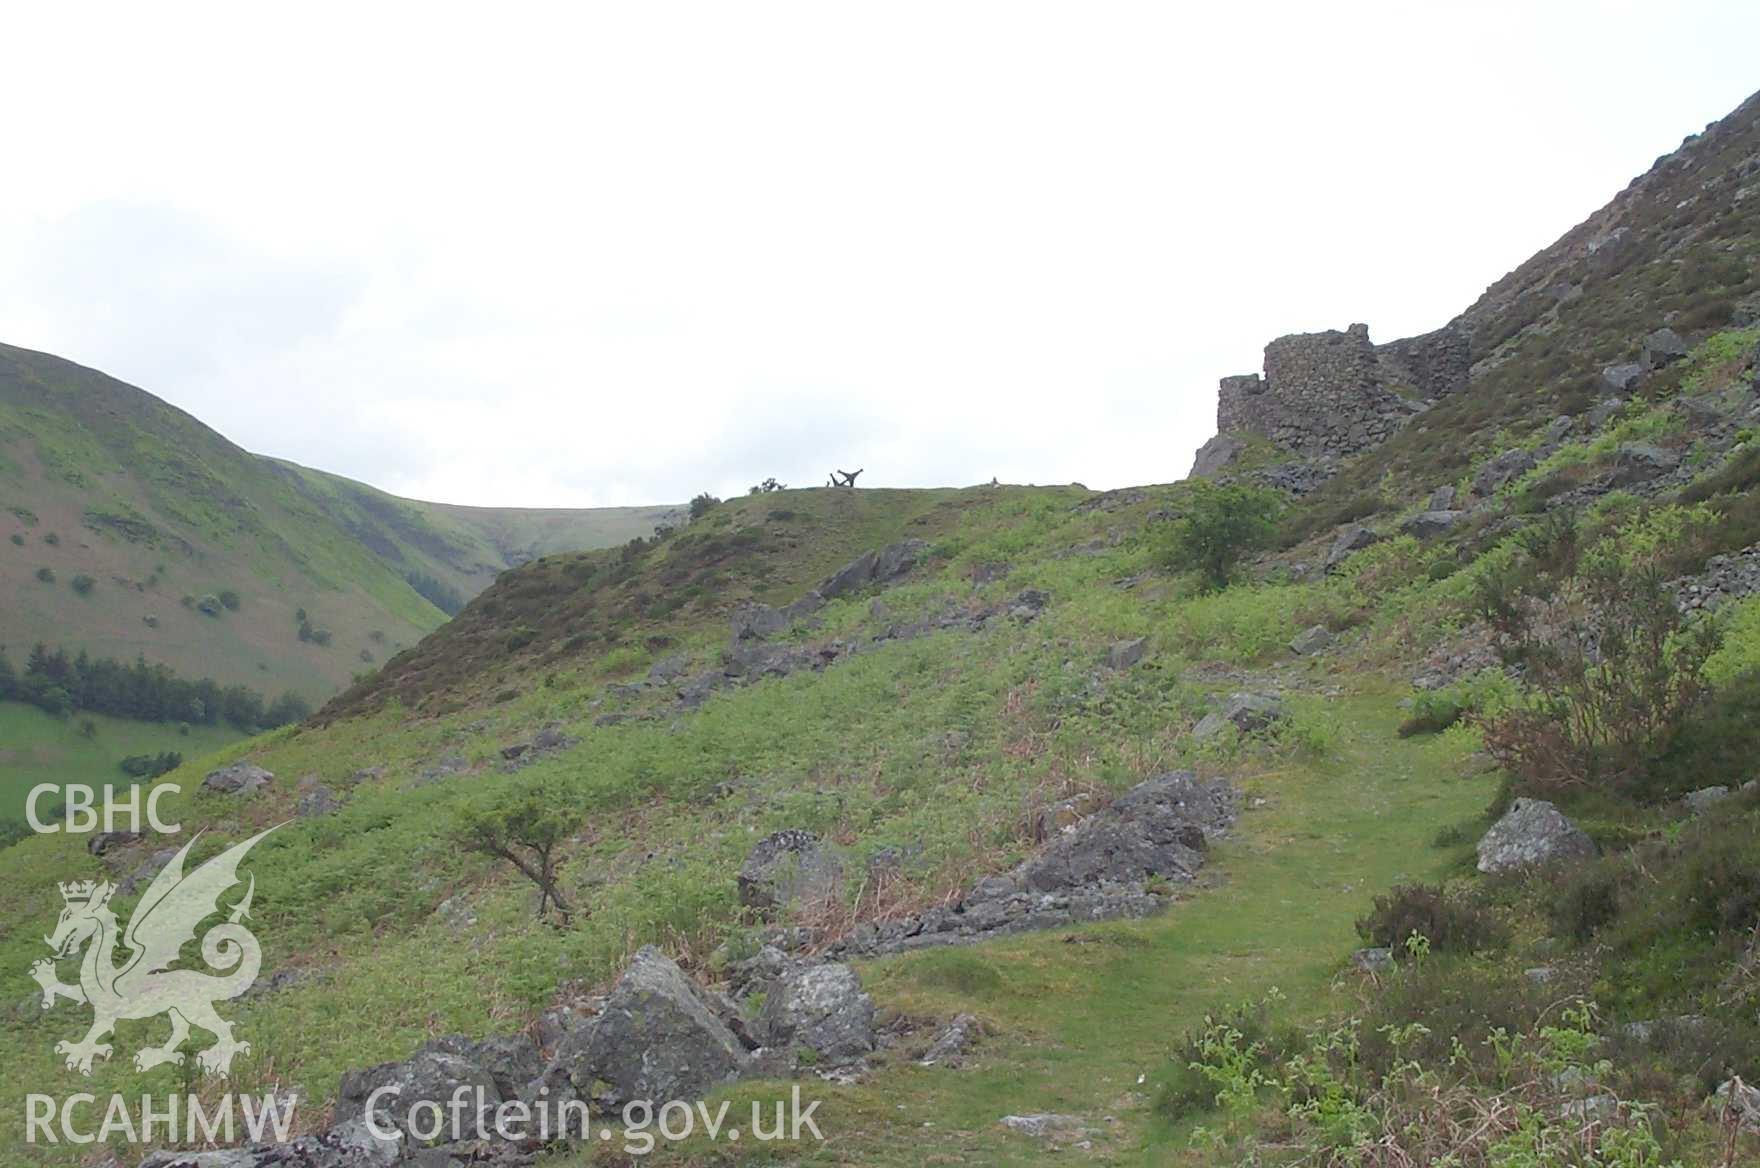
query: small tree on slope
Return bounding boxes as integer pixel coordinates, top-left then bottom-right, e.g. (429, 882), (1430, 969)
(1157, 481), (1283, 592)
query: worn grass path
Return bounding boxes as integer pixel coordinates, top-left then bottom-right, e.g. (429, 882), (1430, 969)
(576, 685), (1495, 1166)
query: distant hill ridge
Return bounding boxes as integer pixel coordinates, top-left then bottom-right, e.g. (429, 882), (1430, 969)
(0, 341), (677, 699)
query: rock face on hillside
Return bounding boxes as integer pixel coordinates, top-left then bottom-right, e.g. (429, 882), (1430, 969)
(820, 538), (929, 599)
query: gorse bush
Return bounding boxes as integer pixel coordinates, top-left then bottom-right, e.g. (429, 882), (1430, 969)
(1156, 481), (1282, 592)
(1475, 552), (1721, 795)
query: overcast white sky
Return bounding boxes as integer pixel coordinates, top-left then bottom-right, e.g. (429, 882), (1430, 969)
(3, 3), (1758, 507)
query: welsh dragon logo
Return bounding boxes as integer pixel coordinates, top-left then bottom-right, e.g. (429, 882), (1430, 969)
(30, 827), (278, 1077)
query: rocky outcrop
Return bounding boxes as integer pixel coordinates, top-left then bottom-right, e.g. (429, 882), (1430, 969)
(832, 772), (1236, 958)
(149, 941), (887, 1166)
(1674, 543), (1760, 612)
(1476, 798), (1596, 873)
(819, 539), (929, 599)
(1289, 625), (1334, 656)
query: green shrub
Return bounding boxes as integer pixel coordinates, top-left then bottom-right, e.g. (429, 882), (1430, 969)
(1156, 481), (1282, 591)
(1398, 691), (1465, 738)
(688, 492), (720, 521)
(70, 574), (95, 596)
(7, 533), (21, 546)
(1356, 883), (1506, 958)
(1354, 960), (1548, 1081)
(452, 777), (580, 921)
(35, 567), (54, 583)
(1476, 554), (1721, 795)
(218, 589), (241, 611)
(1155, 997), (1301, 1121)
(1548, 864), (1622, 941)
(1644, 668), (1760, 801)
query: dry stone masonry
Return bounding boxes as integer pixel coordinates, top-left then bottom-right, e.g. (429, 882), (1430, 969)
(1213, 323), (1452, 460)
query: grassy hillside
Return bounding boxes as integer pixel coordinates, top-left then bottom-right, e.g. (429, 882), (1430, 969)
(3, 452), (1757, 1162)
(5, 89), (1760, 1168)
(0, 342), (677, 702)
(0, 701), (240, 823)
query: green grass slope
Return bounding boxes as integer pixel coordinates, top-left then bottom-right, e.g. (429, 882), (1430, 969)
(0, 701), (241, 822)
(0, 342), (676, 702)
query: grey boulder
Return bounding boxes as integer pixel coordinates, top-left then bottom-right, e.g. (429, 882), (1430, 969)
(999, 1113), (1090, 1140)
(1683, 786), (1731, 815)
(1600, 363), (1645, 394)
(1325, 524), (1381, 571)
(1714, 1079), (1760, 1132)
(737, 830), (843, 912)
(1401, 510), (1467, 540)
(202, 762), (273, 796)
(1641, 327), (1689, 370)
(334, 1048), (501, 1136)
(1608, 442), (1681, 486)
(1190, 433), (1246, 478)
(1475, 798), (1596, 873)
(757, 962), (876, 1065)
(819, 539), (928, 599)
(296, 784), (342, 818)
(1289, 625), (1334, 656)
(558, 947), (749, 1107)
(1105, 637), (1148, 670)
(1472, 449), (1537, 496)
(1193, 693), (1285, 741)
(731, 603), (790, 641)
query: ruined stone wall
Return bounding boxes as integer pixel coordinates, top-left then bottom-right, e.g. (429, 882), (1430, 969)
(1215, 324), (1419, 458)
(1377, 323), (1471, 399)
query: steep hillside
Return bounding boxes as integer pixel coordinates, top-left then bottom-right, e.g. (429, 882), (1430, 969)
(1195, 88), (1760, 527)
(0, 342), (676, 699)
(6, 94), (1760, 1168)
